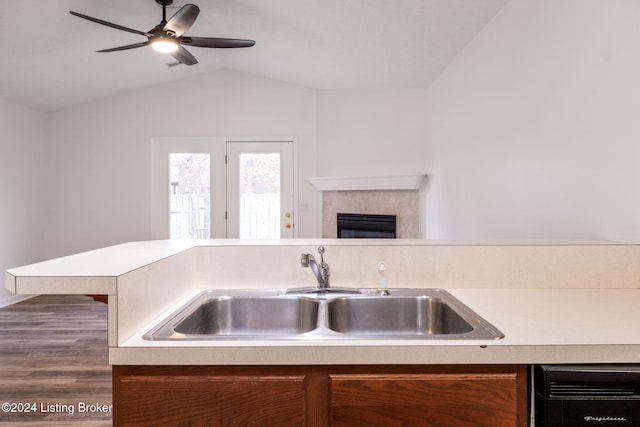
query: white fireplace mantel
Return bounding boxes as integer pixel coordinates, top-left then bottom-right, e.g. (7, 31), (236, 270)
(306, 174), (427, 192)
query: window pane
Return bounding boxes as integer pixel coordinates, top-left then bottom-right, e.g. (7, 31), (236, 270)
(169, 153), (210, 239)
(239, 153), (280, 239)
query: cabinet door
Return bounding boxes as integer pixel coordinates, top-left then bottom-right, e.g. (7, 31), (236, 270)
(114, 371), (306, 426)
(329, 371), (523, 427)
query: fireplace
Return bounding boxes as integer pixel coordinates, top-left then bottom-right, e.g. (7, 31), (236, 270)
(306, 174), (427, 238)
(337, 213), (396, 239)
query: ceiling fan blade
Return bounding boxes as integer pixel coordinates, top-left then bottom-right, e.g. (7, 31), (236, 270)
(96, 41), (150, 53)
(182, 37), (255, 48)
(164, 4), (200, 37)
(70, 11), (150, 37)
(170, 46), (198, 66)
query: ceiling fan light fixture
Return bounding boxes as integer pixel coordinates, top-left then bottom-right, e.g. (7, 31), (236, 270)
(151, 36), (178, 53)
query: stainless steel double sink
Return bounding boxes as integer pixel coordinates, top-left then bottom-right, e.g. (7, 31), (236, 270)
(143, 288), (504, 341)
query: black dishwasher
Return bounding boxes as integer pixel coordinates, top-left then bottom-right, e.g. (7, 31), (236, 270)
(534, 364), (640, 426)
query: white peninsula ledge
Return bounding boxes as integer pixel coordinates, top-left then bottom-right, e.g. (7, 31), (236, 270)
(4, 239), (196, 295)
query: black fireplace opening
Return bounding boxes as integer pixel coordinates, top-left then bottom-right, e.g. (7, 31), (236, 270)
(337, 213), (396, 238)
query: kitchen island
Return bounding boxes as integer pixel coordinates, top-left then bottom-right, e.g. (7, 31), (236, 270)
(6, 240), (640, 425)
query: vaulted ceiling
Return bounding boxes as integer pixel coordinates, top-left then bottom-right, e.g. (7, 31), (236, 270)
(0, 0), (508, 112)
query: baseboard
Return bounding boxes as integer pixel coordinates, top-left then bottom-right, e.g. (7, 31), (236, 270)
(0, 294), (37, 308)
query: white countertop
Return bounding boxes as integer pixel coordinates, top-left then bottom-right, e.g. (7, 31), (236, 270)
(112, 288), (640, 365)
(6, 240), (640, 365)
(4, 240), (196, 295)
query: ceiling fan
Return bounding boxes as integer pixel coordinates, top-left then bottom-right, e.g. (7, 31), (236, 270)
(70, 0), (255, 66)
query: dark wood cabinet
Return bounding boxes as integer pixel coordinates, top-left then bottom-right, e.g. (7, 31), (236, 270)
(113, 365), (527, 426)
(329, 370), (524, 426)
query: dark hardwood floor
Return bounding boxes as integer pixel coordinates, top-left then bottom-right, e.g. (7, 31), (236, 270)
(0, 294), (111, 426)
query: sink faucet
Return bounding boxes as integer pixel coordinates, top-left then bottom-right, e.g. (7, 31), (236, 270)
(301, 246), (330, 289)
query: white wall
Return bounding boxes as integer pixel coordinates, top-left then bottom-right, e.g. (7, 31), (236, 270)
(0, 99), (45, 306)
(14, 0), (640, 273)
(46, 69), (319, 257)
(45, 74), (434, 258)
(425, 0), (640, 241)
(317, 89), (428, 177)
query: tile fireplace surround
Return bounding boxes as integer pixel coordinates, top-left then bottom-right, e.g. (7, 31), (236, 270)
(306, 175), (427, 239)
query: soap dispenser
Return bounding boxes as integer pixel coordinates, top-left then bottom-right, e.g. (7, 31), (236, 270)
(377, 262), (389, 295)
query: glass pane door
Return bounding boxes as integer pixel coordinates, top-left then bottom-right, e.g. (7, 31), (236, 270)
(169, 153), (211, 239)
(227, 142), (294, 239)
(238, 152), (281, 239)
(152, 138), (295, 240)
(151, 138), (226, 239)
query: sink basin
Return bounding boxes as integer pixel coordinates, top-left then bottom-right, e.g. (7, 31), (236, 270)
(143, 288), (504, 341)
(174, 297), (319, 335)
(145, 292), (319, 340)
(327, 296), (474, 335)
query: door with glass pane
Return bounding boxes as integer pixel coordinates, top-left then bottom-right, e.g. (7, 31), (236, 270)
(151, 139), (226, 239)
(168, 153), (212, 238)
(226, 142), (294, 238)
(151, 138), (295, 239)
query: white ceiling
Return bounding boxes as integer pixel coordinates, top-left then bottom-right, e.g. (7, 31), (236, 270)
(0, 0), (508, 112)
